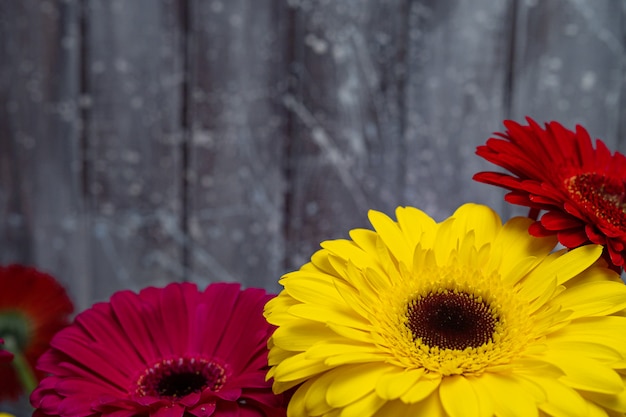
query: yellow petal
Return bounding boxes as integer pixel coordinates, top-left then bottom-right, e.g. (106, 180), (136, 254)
(325, 363), (390, 408)
(325, 352), (388, 366)
(432, 217), (457, 264)
(524, 245), (602, 288)
(322, 239), (380, 272)
(338, 391), (386, 417)
(375, 367), (425, 400)
(553, 280), (626, 319)
(521, 374), (593, 417)
(544, 339), (623, 362)
(264, 293), (299, 324)
(306, 341), (381, 360)
(540, 352), (624, 394)
(450, 203), (502, 249)
(471, 373), (538, 417)
(396, 206), (437, 248)
(288, 304), (368, 329)
(332, 274), (376, 319)
(368, 209), (412, 266)
(500, 256), (540, 287)
(439, 375), (480, 417)
(283, 273), (344, 306)
(349, 228), (379, 255)
(272, 321), (338, 351)
(302, 371), (343, 416)
(287, 378), (325, 417)
(410, 391), (447, 416)
(491, 216), (556, 276)
(400, 374), (442, 403)
(273, 352), (331, 383)
(464, 374), (495, 417)
(372, 399), (420, 417)
(325, 322), (373, 344)
(267, 344), (297, 367)
(310, 249), (340, 276)
(549, 317), (626, 351)
(583, 378), (626, 413)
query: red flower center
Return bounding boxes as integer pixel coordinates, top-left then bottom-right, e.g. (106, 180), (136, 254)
(135, 357), (227, 399)
(565, 173), (626, 229)
(406, 291), (497, 350)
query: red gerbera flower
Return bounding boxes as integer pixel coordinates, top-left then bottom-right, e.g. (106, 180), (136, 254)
(0, 265), (73, 399)
(474, 117), (626, 270)
(31, 282), (287, 417)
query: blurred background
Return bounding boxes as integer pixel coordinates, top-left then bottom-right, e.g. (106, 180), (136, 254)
(0, 0), (624, 310)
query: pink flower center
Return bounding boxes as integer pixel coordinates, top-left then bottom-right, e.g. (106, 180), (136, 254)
(565, 173), (626, 229)
(135, 357), (226, 398)
(406, 291), (497, 350)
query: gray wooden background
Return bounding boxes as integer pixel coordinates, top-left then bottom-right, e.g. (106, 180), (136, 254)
(1, 0), (624, 310)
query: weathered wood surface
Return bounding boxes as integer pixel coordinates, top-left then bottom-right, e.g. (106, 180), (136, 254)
(1, 0), (625, 309)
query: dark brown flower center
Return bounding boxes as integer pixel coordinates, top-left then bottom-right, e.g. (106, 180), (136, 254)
(406, 291), (497, 350)
(565, 173), (626, 229)
(136, 357), (226, 398)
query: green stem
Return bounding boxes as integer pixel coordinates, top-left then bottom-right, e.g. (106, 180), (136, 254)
(3, 336), (37, 395)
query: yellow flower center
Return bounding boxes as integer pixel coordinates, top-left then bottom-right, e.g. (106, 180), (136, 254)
(371, 252), (535, 377)
(565, 173), (626, 229)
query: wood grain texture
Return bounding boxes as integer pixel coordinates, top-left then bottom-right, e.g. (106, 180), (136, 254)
(83, 0), (185, 300)
(186, 0), (288, 290)
(284, 0), (409, 269)
(403, 0), (514, 221)
(0, 0), (90, 308)
(510, 0), (624, 149)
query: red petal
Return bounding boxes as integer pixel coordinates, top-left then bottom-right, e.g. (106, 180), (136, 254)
(585, 224), (606, 244)
(540, 212), (583, 231)
(529, 221), (551, 236)
(607, 240), (625, 267)
(473, 171), (521, 189)
(557, 229), (590, 248)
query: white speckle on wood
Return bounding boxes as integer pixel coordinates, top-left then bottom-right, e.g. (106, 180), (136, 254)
(210, 1), (224, 13)
(580, 71), (596, 91)
(305, 33), (328, 54)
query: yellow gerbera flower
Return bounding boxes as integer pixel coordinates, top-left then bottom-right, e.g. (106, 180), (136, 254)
(265, 203), (626, 417)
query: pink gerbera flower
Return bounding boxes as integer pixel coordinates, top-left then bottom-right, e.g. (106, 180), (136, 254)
(474, 118), (626, 271)
(31, 282), (286, 417)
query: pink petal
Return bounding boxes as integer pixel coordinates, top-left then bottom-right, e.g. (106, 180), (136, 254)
(110, 290), (161, 362)
(194, 283), (243, 355)
(152, 404), (185, 417)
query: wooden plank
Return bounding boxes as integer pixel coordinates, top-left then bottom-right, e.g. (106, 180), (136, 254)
(84, 0), (185, 300)
(284, 0), (409, 269)
(0, 0), (91, 308)
(403, 0), (514, 221)
(186, 0), (287, 290)
(510, 0), (624, 150)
